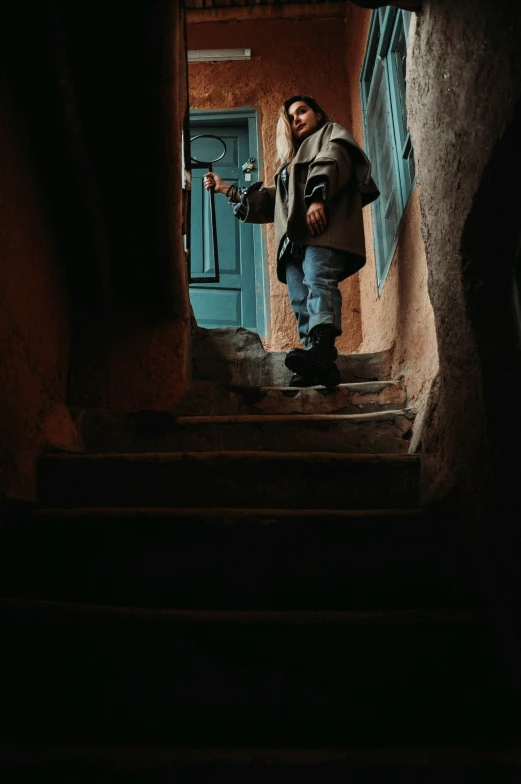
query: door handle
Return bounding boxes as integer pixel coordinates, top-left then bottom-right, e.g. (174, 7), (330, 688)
(188, 134), (227, 285)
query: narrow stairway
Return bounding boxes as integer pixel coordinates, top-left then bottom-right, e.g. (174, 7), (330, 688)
(1, 328), (520, 780)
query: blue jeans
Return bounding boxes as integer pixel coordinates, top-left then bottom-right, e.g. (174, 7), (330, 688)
(285, 246), (347, 349)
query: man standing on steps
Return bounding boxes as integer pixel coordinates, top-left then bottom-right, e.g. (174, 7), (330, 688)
(204, 94), (379, 389)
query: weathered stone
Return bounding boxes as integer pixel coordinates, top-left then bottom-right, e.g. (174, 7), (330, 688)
(124, 379), (406, 417)
(192, 326), (269, 386)
(184, 380), (406, 416)
(73, 408), (413, 455)
(135, 411), (411, 454)
(246, 381), (406, 416)
(192, 327), (394, 386)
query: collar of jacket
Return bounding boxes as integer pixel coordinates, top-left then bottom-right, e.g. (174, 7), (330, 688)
(275, 122), (376, 191)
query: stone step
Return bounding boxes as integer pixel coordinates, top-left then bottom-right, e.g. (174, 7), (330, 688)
(182, 380), (408, 416)
(73, 409), (413, 454)
(2, 599), (517, 746)
(3, 745), (521, 782)
(192, 327), (393, 386)
(74, 380), (407, 423)
(2, 507), (471, 610)
(37, 452), (420, 510)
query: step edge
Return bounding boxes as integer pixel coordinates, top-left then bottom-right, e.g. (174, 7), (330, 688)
(262, 376), (404, 386)
(27, 506), (428, 521)
(170, 410), (412, 425)
(248, 379), (405, 392)
(1, 599), (488, 626)
(3, 744), (521, 767)
(70, 381), (406, 407)
(40, 451), (421, 463)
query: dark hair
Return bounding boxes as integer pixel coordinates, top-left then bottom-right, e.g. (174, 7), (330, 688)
(276, 95), (332, 164)
(283, 95), (330, 128)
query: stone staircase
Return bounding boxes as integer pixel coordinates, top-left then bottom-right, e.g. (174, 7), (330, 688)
(1, 328), (520, 780)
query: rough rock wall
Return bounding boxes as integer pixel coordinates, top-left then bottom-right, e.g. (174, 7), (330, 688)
(0, 74), (76, 501)
(407, 0), (521, 521)
(406, 0), (521, 655)
(188, 10), (363, 352)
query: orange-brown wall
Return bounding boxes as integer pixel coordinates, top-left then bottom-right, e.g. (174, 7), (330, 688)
(68, 2), (191, 412)
(0, 73), (77, 501)
(187, 8), (362, 352)
(345, 7), (439, 408)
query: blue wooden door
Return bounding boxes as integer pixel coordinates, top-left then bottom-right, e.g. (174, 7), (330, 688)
(189, 123), (256, 329)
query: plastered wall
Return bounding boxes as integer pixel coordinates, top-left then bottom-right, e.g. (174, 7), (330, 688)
(67, 0), (192, 411)
(0, 73), (77, 501)
(0, 0), (191, 500)
(187, 8), (363, 352)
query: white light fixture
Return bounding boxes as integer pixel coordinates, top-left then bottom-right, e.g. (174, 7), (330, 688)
(188, 48), (251, 63)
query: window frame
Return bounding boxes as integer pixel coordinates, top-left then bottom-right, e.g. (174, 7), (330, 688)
(360, 9), (415, 294)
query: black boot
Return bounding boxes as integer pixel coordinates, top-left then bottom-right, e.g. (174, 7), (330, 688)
(285, 324), (338, 376)
(316, 364), (341, 387)
(288, 367), (341, 387)
(286, 344), (338, 363)
(288, 372), (318, 388)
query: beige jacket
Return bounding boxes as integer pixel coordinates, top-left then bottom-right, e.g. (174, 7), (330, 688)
(239, 122), (379, 283)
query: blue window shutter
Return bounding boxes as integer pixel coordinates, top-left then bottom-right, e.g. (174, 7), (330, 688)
(388, 12), (415, 203)
(361, 13), (381, 106)
(365, 57), (402, 289)
(360, 9), (416, 293)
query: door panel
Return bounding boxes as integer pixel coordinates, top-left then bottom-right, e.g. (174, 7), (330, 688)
(189, 123), (256, 329)
(189, 288), (241, 326)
